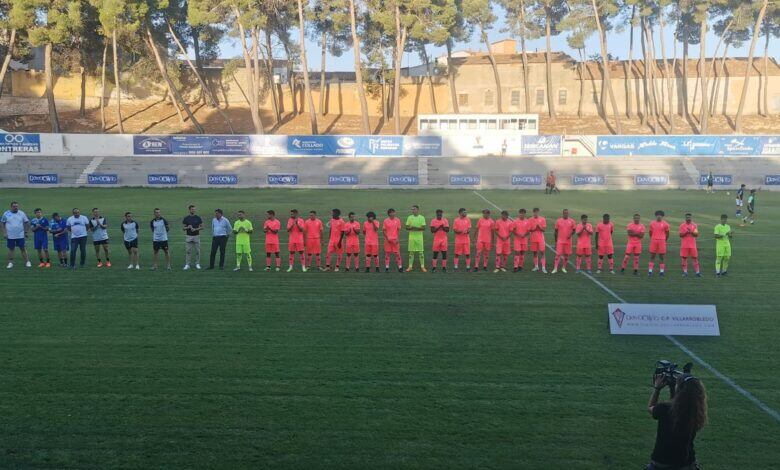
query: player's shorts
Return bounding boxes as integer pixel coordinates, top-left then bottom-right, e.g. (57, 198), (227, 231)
(716, 244), (732, 257)
(93, 239), (109, 246)
(736, 199), (743, 207)
(262, 243), (276, 254)
(496, 240), (511, 255)
(649, 239), (667, 254)
(305, 239), (321, 254)
(576, 245), (592, 256)
(454, 242), (470, 256)
(408, 238), (424, 253)
(597, 244), (614, 256)
(124, 239), (138, 250)
(625, 242), (642, 255)
(680, 247), (698, 258)
(6, 238), (24, 249)
(327, 240), (343, 254)
(384, 240), (400, 254)
(432, 239), (448, 252)
(513, 238), (528, 252)
(153, 240), (169, 251)
(34, 237), (48, 250)
(54, 238), (69, 252)
(289, 242), (304, 252)
(556, 242), (572, 256)
(748, 206), (755, 214)
(530, 239), (545, 252)
(365, 244), (379, 256)
(476, 240), (492, 252)
(346, 243), (360, 254)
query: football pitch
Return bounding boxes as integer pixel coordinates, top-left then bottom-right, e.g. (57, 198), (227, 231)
(0, 188), (778, 469)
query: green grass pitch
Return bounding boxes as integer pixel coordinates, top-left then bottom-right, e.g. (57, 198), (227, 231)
(0, 188), (778, 469)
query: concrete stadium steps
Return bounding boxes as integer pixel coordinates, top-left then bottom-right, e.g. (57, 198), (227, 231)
(0, 155), (95, 184)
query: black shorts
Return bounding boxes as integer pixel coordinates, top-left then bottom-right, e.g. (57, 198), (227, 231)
(124, 239), (138, 250)
(153, 240), (169, 251)
(93, 239), (109, 246)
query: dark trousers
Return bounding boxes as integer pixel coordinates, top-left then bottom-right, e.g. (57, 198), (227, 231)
(69, 236), (88, 267)
(209, 236), (228, 268)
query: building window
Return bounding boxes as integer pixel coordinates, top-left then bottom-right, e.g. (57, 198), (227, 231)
(558, 89), (568, 105)
(535, 89), (545, 106)
(484, 89), (494, 106)
(458, 93), (469, 106)
(511, 90), (521, 107)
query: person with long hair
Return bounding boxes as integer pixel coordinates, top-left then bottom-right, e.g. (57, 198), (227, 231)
(647, 374), (708, 470)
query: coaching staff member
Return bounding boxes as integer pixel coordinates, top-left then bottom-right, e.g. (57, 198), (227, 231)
(646, 374), (708, 470)
(208, 209), (231, 270)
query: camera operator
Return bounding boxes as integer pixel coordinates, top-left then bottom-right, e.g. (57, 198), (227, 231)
(646, 374), (708, 470)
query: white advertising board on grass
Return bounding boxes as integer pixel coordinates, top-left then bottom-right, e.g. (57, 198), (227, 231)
(608, 303), (720, 336)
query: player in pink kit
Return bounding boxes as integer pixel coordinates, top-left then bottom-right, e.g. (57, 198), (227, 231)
(430, 209), (450, 272)
(475, 209), (495, 272)
(325, 208), (346, 271)
(574, 214), (593, 273)
(363, 211), (381, 272)
(304, 210), (324, 270)
(344, 212), (361, 271)
(679, 212), (702, 277)
(595, 213), (615, 274)
(512, 209), (530, 272)
(621, 213), (645, 275)
(552, 209), (576, 274)
(452, 208), (472, 271)
(648, 210), (670, 277)
(494, 210), (513, 273)
(529, 208), (547, 273)
(286, 209), (307, 272)
(263, 210), (282, 271)
(382, 208), (403, 272)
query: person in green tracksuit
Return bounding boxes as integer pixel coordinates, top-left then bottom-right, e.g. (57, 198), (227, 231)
(405, 205), (426, 272)
(714, 214), (733, 277)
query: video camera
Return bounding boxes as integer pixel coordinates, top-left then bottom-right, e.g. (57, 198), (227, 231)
(653, 360), (694, 396)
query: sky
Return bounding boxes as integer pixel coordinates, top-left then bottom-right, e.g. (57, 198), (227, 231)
(217, 14), (780, 72)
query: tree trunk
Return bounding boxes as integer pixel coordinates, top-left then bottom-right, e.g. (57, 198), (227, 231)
(263, 29), (281, 123)
(483, 27), (502, 113)
(192, 28), (205, 105)
(708, 20), (732, 118)
(544, 13), (556, 118)
(682, 32), (690, 118)
(250, 28), (263, 125)
(711, 43), (729, 116)
(146, 25), (204, 133)
(79, 40), (86, 117)
(393, 3), (406, 134)
(349, 0), (370, 133)
(234, 10), (264, 133)
(320, 30), (327, 117)
(100, 41), (107, 132)
(735, 0), (768, 132)
(167, 20), (234, 133)
(0, 28), (16, 98)
(381, 66), (387, 121)
(446, 40), (459, 113)
(576, 48), (584, 118)
(591, 0), (621, 134)
(296, 0), (318, 134)
(646, 22), (662, 130)
(762, 24), (769, 116)
(698, 13), (709, 133)
(420, 43), (437, 114)
(657, 12), (675, 134)
(625, 6), (635, 118)
(639, 17), (651, 127)
(519, 0), (530, 112)
(112, 30), (124, 134)
(43, 43), (60, 133)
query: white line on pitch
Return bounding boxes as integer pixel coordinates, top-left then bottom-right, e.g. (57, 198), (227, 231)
(473, 190), (780, 423)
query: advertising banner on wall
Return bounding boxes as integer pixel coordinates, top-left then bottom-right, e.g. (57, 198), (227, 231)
(403, 136), (443, 156)
(148, 174), (178, 185)
(388, 175), (419, 185)
(608, 303), (720, 336)
(521, 135), (562, 156)
(134, 135), (288, 156)
(207, 174), (238, 185)
(573, 175), (606, 185)
(87, 174), (118, 184)
(699, 174), (733, 185)
(597, 136), (720, 156)
(634, 175), (669, 186)
(267, 174), (298, 185)
(0, 133), (41, 153)
(758, 137), (780, 155)
(765, 175), (780, 185)
(449, 175), (481, 185)
(28, 174), (58, 184)
(511, 175), (543, 186)
(328, 175), (359, 185)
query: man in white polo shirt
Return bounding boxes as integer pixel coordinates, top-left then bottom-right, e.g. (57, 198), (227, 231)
(67, 208), (90, 269)
(1, 201), (31, 269)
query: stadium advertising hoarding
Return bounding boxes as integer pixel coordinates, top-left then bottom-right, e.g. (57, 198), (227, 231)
(608, 303), (720, 336)
(87, 174), (119, 185)
(521, 135), (562, 156)
(133, 135), (288, 156)
(699, 174), (733, 185)
(207, 174), (238, 185)
(572, 175), (606, 185)
(0, 133), (41, 153)
(403, 136), (443, 156)
(449, 175), (481, 186)
(765, 175), (780, 185)
(388, 175), (419, 185)
(634, 175), (669, 186)
(286, 135), (405, 157)
(511, 175), (543, 186)
(597, 135), (780, 156)
(28, 173), (58, 184)
(267, 174), (299, 185)
(328, 175), (359, 185)
(148, 174), (178, 185)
